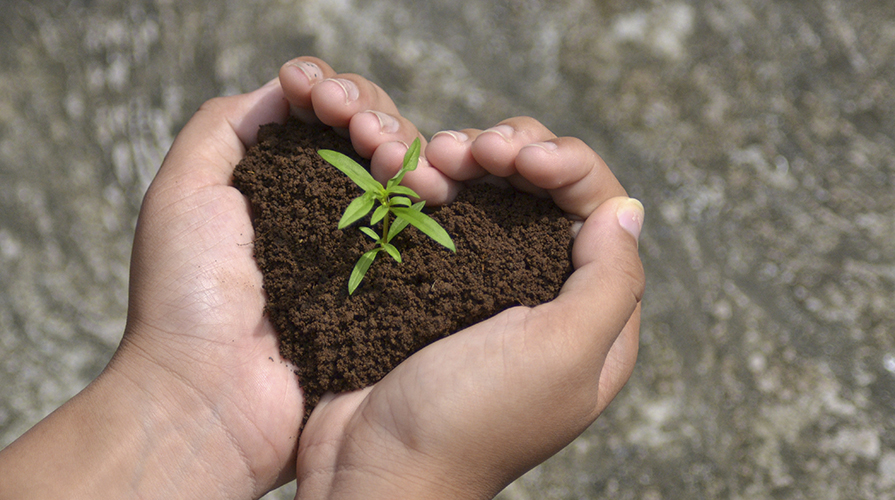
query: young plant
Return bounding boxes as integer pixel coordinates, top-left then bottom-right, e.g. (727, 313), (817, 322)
(318, 138), (456, 295)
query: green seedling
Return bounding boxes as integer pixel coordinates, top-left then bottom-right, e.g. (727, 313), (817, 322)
(318, 138), (456, 295)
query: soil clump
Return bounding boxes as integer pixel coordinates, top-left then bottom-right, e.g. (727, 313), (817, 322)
(232, 119), (573, 419)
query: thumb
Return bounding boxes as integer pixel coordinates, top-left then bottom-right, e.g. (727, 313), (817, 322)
(530, 196), (645, 389)
(156, 78), (289, 189)
(568, 195), (644, 298)
(478, 195), (644, 463)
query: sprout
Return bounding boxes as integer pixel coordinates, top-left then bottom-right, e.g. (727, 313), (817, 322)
(318, 138), (456, 294)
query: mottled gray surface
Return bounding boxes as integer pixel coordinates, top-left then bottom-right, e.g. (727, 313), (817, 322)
(2, 0), (894, 498)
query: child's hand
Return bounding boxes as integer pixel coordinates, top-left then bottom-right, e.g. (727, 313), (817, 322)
(423, 119), (626, 227)
(0, 55), (643, 500)
(280, 57), (624, 228)
(280, 57), (645, 499)
(279, 56), (463, 204)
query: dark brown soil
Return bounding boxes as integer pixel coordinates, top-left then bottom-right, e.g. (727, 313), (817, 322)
(232, 118), (572, 420)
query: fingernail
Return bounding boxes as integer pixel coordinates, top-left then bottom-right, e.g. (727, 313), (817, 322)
(483, 124), (514, 142)
(617, 198), (644, 241)
(290, 61), (322, 83)
(525, 141), (558, 153)
(365, 110), (400, 134)
(326, 78), (360, 104)
(432, 130), (469, 142)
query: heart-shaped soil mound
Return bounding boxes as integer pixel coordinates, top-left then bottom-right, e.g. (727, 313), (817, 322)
(232, 118), (572, 417)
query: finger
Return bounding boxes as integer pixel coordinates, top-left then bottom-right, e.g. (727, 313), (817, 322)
(515, 137), (627, 221)
(279, 57), (403, 129)
(280, 57), (437, 197)
(469, 117), (555, 178)
(426, 127), (548, 202)
(529, 196), (644, 385)
(278, 57), (338, 122)
(157, 78), (289, 187)
(593, 304), (640, 415)
(309, 74), (401, 130)
(426, 129), (488, 181)
(347, 110), (421, 159)
(368, 141), (464, 206)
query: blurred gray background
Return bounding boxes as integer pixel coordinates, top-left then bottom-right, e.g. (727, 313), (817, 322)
(2, 0), (893, 498)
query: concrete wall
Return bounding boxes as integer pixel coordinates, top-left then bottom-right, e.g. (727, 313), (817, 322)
(2, 0), (893, 497)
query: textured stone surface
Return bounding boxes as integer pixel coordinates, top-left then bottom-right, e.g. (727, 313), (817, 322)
(2, 0), (893, 498)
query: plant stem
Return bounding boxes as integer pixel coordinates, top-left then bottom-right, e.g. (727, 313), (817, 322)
(381, 208), (391, 244)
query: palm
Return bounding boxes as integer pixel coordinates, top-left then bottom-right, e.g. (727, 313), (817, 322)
(125, 161), (303, 487)
(294, 181), (643, 496)
(339, 310), (545, 445)
(117, 59), (641, 496)
(299, 285), (628, 494)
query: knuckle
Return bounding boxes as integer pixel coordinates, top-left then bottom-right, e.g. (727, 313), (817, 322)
(611, 249), (646, 304)
(196, 95), (230, 117)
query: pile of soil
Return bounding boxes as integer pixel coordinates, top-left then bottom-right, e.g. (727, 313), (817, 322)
(232, 118), (573, 419)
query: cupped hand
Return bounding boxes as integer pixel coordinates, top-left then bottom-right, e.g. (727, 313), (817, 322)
(112, 58), (449, 497)
(279, 58), (645, 499)
(0, 56), (642, 500)
(112, 77), (299, 497)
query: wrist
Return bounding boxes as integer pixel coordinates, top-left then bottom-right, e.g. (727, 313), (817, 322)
(296, 424), (499, 500)
(0, 347), (257, 500)
(299, 458), (492, 500)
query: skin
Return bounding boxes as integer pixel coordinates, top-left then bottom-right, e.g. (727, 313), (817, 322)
(0, 56), (644, 500)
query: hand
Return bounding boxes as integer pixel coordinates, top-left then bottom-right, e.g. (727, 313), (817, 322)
(0, 76), (304, 499)
(279, 58), (645, 498)
(0, 56), (643, 500)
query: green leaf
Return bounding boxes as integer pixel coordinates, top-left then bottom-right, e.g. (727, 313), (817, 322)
(386, 173), (405, 192)
(389, 185), (420, 199)
(381, 242), (402, 262)
(359, 226), (380, 242)
(318, 149), (383, 195)
(348, 248), (381, 295)
(402, 138), (422, 173)
(371, 205), (390, 225)
(386, 201), (423, 242)
(386, 217), (410, 243)
(338, 192), (375, 229)
(390, 196), (412, 207)
(385, 138), (422, 189)
(391, 206), (456, 252)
